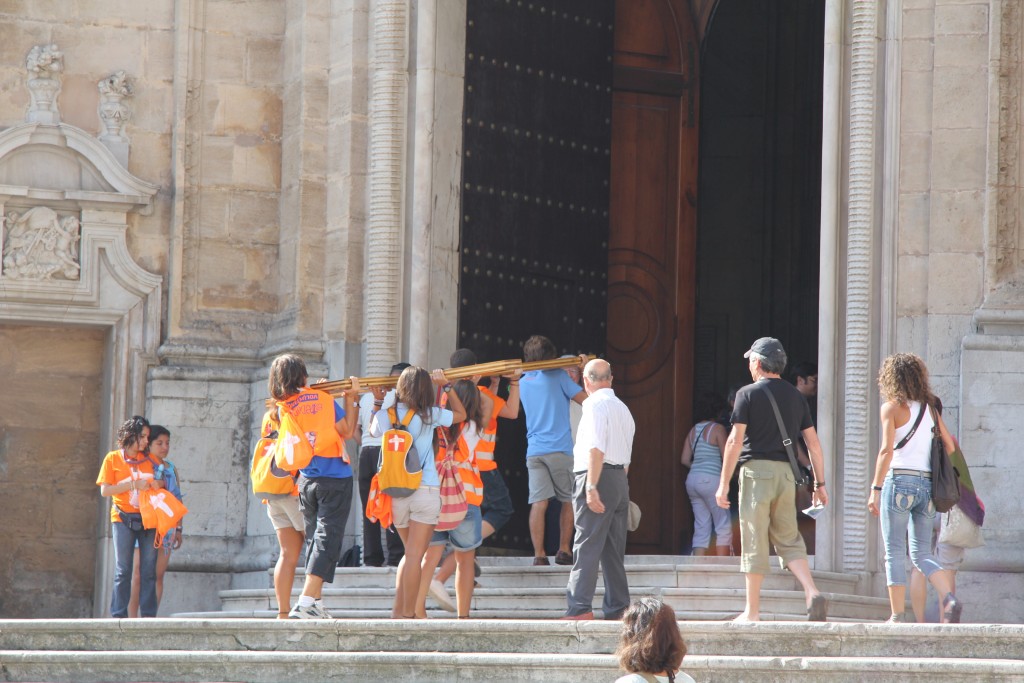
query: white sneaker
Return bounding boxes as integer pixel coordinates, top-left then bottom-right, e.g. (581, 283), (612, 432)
(315, 600), (335, 619)
(288, 602), (332, 619)
(428, 579), (456, 612)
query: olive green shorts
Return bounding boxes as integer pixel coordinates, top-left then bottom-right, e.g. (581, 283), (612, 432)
(738, 459), (808, 574)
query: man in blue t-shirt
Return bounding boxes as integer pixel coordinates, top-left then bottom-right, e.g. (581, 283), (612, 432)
(519, 335), (587, 566)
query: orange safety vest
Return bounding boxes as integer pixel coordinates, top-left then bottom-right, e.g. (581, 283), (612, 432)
(280, 388), (347, 462)
(475, 386), (506, 472)
(436, 427), (484, 506)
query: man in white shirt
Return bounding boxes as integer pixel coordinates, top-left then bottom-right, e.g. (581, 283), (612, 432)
(562, 359), (636, 620)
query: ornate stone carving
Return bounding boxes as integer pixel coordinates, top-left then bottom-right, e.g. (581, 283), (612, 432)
(25, 44), (64, 124)
(97, 71), (134, 142)
(996, 0), (1022, 288)
(2, 207), (81, 281)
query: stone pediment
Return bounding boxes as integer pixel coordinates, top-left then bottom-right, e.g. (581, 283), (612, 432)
(0, 122), (157, 211)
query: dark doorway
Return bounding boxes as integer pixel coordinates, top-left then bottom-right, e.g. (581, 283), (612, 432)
(696, 0), (825, 552)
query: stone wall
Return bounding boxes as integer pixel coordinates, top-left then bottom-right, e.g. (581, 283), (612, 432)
(0, 325), (105, 618)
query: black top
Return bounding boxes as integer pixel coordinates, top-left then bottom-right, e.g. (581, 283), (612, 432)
(732, 378), (814, 465)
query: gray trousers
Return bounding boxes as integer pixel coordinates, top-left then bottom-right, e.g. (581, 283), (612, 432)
(565, 467), (630, 618)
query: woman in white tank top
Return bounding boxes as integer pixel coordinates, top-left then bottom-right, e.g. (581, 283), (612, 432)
(867, 353), (961, 623)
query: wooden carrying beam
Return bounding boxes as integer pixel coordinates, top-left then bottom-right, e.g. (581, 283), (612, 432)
(314, 355), (594, 397)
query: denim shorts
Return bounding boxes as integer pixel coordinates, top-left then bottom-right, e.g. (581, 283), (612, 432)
(430, 504), (482, 551)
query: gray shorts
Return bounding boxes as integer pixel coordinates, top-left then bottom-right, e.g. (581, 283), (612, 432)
(936, 542), (966, 570)
(266, 496), (304, 531)
(526, 452), (573, 503)
(391, 485), (441, 528)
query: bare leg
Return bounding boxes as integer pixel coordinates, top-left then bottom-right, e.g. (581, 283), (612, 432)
(736, 572), (764, 622)
(454, 551), (476, 617)
(155, 549), (172, 609)
(692, 547), (708, 556)
(529, 500), (549, 558)
(787, 558), (821, 607)
(273, 528), (304, 618)
(909, 568), (927, 622)
(887, 584), (907, 619)
(434, 549), (457, 585)
(394, 521), (436, 618)
(416, 544), (446, 618)
(129, 547), (141, 618)
(559, 502), (574, 555)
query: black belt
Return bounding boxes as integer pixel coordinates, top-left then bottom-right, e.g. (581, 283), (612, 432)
(575, 463), (626, 474)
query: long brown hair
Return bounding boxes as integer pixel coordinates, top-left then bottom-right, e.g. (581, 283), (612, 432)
(449, 379), (483, 439)
(878, 353), (934, 406)
(616, 598), (687, 681)
(395, 366), (436, 423)
(268, 353), (308, 401)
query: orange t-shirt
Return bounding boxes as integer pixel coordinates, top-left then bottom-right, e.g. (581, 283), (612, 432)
(96, 450), (157, 523)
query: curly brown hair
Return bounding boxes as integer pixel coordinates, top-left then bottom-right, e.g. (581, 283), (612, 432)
(615, 598), (687, 681)
(877, 353), (934, 405)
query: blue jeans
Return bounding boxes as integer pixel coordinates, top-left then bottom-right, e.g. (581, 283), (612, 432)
(111, 520), (157, 617)
(880, 472), (943, 586)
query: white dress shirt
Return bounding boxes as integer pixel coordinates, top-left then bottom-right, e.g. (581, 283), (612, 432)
(572, 387), (636, 472)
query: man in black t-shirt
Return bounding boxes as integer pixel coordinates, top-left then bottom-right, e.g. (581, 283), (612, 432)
(715, 337), (830, 622)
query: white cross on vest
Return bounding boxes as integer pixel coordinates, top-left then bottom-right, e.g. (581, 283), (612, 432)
(150, 492), (174, 517)
(388, 433), (405, 451)
(280, 433), (301, 466)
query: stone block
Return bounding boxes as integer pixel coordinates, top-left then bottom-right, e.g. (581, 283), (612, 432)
(934, 33), (988, 69)
(935, 3), (989, 35)
(0, 22), (52, 79)
(902, 39), (933, 72)
(926, 252), (983, 313)
(211, 84), (282, 136)
(932, 67), (989, 130)
(144, 28), (176, 80)
(227, 190), (281, 243)
(126, 130), (173, 188)
(204, 0), (286, 37)
(51, 25), (145, 76)
(246, 37), (284, 85)
(899, 133), (931, 192)
(0, 68), (30, 125)
(176, 481), (231, 535)
(232, 143), (282, 190)
(54, 74), (100, 134)
(900, 71), (933, 134)
(199, 135), (238, 186)
(924, 313), (973, 375)
(902, 8), (935, 40)
(156, 571), (231, 617)
(1, 428), (99, 481)
(929, 189), (984, 252)
(931, 127), (986, 190)
(71, 0), (174, 28)
(149, 378), (250, 402)
(897, 192), (930, 254)
(895, 254), (929, 315)
(202, 32), (247, 82)
(1, 376), (91, 428)
(0, 483), (50, 536)
(195, 187), (231, 240)
(130, 82), (175, 135)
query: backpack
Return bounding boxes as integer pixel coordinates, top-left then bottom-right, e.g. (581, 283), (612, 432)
(275, 401), (316, 470)
(250, 429), (297, 497)
(138, 488), (188, 547)
(434, 427), (468, 532)
(377, 407), (423, 497)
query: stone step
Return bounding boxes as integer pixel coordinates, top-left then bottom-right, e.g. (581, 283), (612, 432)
(216, 586), (889, 621)
(280, 563), (861, 593)
(4, 620), (1023, 659)
(3, 650), (1023, 683)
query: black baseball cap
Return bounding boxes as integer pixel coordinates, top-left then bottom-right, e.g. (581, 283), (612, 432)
(743, 337), (787, 366)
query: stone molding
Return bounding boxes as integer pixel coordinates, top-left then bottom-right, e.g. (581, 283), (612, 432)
(840, 0), (880, 573)
(995, 0), (1022, 289)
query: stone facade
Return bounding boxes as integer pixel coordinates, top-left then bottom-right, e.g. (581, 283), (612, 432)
(0, 0), (1022, 623)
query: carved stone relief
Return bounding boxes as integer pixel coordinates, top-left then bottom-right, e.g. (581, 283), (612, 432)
(25, 44), (64, 125)
(97, 71), (133, 142)
(996, 0), (1022, 290)
(1, 207), (81, 280)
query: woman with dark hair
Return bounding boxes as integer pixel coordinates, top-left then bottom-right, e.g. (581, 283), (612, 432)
(129, 425), (184, 616)
(868, 353), (962, 623)
(267, 353), (359, 619)
(416, 379), (486, 618)
(680, 392), (732, 555)
(370, 366), (466, 618)
(614, 598), (695, 683)
(96, 415), (160, 617)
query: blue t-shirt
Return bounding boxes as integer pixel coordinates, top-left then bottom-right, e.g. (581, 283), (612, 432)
(298, 400), (353, 479)
(371, 403), (453, 487)
(519, 369), (582, 457)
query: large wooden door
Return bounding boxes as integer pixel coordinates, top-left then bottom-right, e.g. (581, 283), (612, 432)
(609, 0), (698, 554)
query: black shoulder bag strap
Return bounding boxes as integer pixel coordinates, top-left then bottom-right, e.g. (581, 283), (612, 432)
(758, 382), (809, 485)
(894, 402), (927, 451)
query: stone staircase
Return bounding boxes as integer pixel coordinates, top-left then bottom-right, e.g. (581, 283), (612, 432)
(2, 619), (1024, 682)
(177, 555), (893, 622)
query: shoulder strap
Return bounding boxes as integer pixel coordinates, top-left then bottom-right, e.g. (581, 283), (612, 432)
(758, 383), (804, 483)
(895, 402), (927, 451)
(691, 422), (709, 451)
